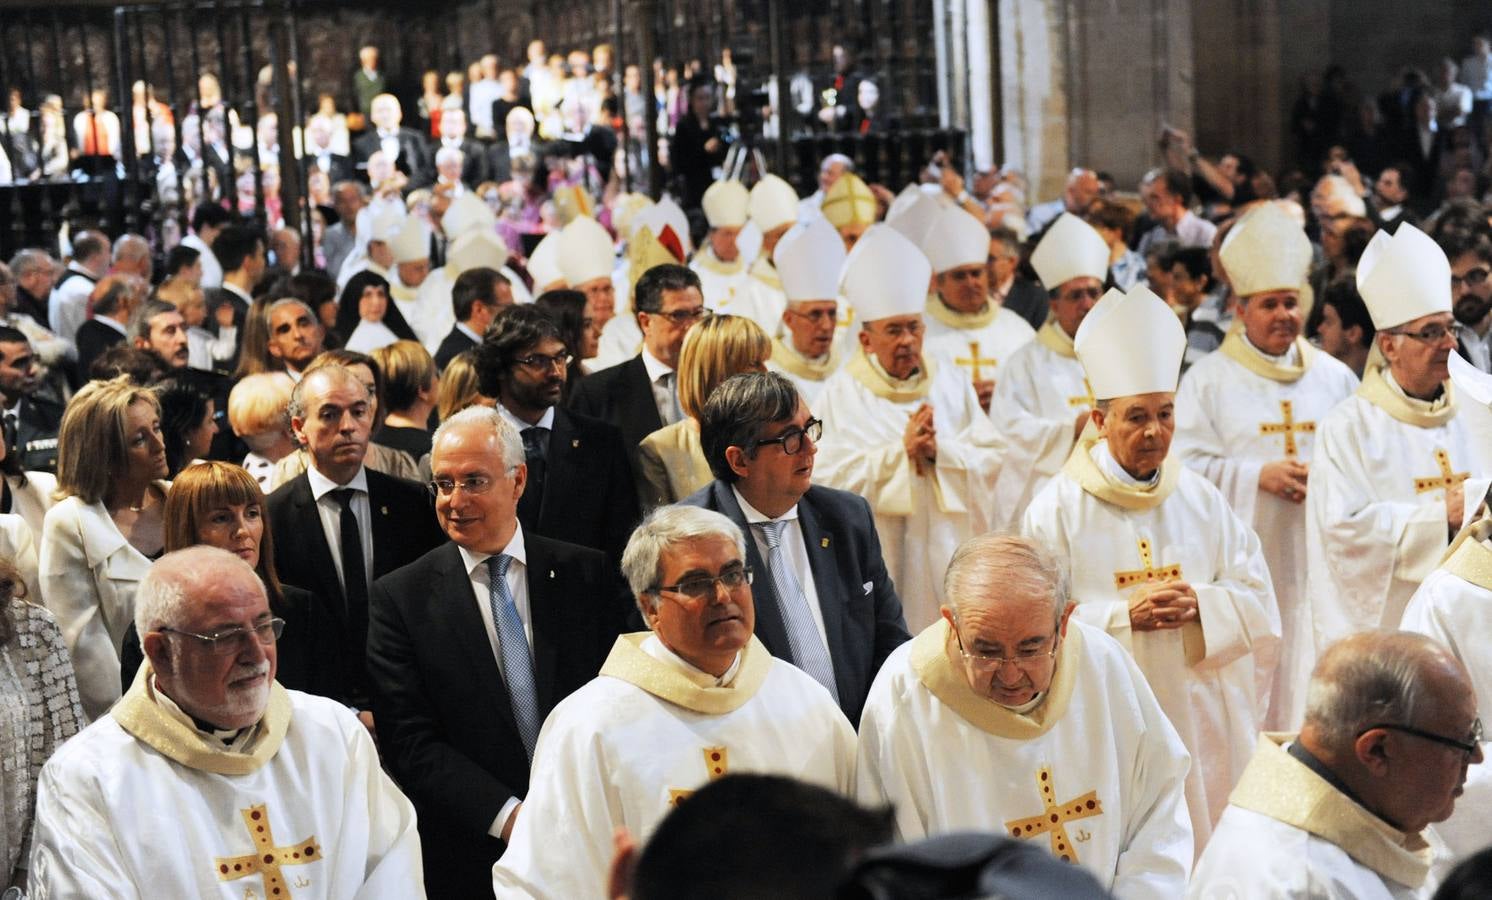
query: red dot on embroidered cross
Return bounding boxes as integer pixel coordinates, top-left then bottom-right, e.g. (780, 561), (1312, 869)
(219, 865), (229, 874)
(251, 810), (261, 820)
(263, 854), (274, 864)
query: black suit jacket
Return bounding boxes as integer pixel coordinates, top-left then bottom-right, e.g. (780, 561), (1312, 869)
(434, 326), (478, 372)
(13, 395), (63, 472)
(1003, 278), (1050, 332)
(354, 127), (432, 183)
(431, 138), (489, 188)
(567, 354), (665, 484)
(520, 407), (640, 569)
(266, 467), (444, 705)
(306, 151), (355, 185)
(75, 320), (126, 378)
(681, 480), (910, 723)
(367, 535), (620, 898)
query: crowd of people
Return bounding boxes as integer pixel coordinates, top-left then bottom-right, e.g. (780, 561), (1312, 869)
(3, 29), (1492, 900)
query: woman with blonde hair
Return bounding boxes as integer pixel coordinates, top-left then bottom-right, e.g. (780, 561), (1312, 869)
(371, 340), (439, 461)
(228, 372), (297, 488)
(117, 462), (347, 703)
(637, 314), (769, 510)
(436, 349), (493, 422)
(39, 376), (170, 718)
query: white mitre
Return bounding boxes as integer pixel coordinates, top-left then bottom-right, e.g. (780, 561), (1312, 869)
(442, 192), (497, 240)
(612, 193), (655, 240)
(559, 216), (615, 287)
(1074, 285), (1186, 399)
(1219, 202), (1312, 298)
(390, 217), (428, 264)
(1029, 212), (1109, 290)
(528, 232), (567, 292)
(367, 207), (403, 243)
(922, 205), (989, 274)
(749, 175), (799, 233)
(775, 217), (846, 302)
(447, 230), (509, 278)
(885, 189), (942, 246)
(1356, 223), (1452, 330)
(839, 224), (932, 323)
(703, 179), (750, 229)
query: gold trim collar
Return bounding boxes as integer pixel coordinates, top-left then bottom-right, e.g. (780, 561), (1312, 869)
(112, 663), (291, 775)
(770, 336), (839, 382)
(1356, 364), (1457, 428)
(599, 632), (772, 714)
(1062, 436), (1181, 511)
(926, 294), (999, 330)
(846, 348), (934, 403)
(693, 246), (745, 277)
(1035, 319), (1077, 359)
(1441, 511), (1492, 588)
(1219, 330), (1315, 383)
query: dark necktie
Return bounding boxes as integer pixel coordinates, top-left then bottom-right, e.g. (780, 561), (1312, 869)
(2, 412), (17, 463)
(331, 488), (368, 613)
(517, 426), (550, 526)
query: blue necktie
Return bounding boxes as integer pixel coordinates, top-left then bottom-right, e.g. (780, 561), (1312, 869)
(488, 554), (540, 758)
(759, 521), (839, 700)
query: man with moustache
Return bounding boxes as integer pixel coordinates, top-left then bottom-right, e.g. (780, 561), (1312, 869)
(129, 299), (191, 371)
(491, 505), (857, 900)
(1191, 632), (1482, 899)
(1446, 233), (1492, 373)
(29, 546), (422, 896)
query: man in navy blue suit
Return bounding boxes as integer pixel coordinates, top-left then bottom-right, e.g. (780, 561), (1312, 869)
(681, 371), (909, 723)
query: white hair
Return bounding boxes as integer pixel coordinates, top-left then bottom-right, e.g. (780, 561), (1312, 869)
(135, 545), (262, 637)
(943, 533), (1069, 631)
(436, 146), (464, 168)
(431, 405), (525, 471)
(1303, 631), (1448, 752)
(620, 505), (745, 616)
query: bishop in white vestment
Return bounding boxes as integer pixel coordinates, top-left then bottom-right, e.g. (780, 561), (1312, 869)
(690, 180), (753, 311)
(726, 174), (799, 335)
(1022, 285), (1281, 849)
(1306, 224), (1490, 650)
(1175, 202), (1359, 730)
(919, 205), (1036, 412)
(814, 225), (1006, 631)
(490, 506), (856, 900)
(764, 217), (848, 404)
(593, 204), (692, 371)
(29, 547), (422, 899)
(856, 534), (1193, 898)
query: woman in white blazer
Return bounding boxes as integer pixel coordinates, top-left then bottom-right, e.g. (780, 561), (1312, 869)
(39, 377), (170, 719)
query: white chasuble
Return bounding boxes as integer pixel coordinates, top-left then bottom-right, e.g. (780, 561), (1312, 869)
(856, 620), (1193, 898)
(689, 246), (751, 312)
(767, 336), (843, 406)
(727, 259), (789, 336)
(29, 668), (422, 899)
(1175, 332), (1359, 730)
(491, 634), (856, 900)
(813, 351), (1007, 631)
(1189, 735), (1446, 900)
(1305, 364), (1490, 651)
(921, 296), (1036, 397)
(1021, 440), (1281, 849)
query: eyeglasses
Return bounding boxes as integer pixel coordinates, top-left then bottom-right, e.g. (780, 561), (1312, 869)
(1387, 321), (1464, 344)
(753, 418), (822, 456)
(159, 618), (285, 655)
(1057, 285), (1104, 302)
(953, 625), (1060, 672)
(647, 307), (709, 325)
(513, 351), (573, 371)
(428, 474), (495, 497)
(787, 307), (838, 323)
(1358, 718), (1483, 756)
(653, 566), (754, 601)
(1452, 268), (1490, 289)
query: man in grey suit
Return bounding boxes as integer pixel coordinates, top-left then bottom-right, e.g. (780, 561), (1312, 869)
(682, 371), (910, 723)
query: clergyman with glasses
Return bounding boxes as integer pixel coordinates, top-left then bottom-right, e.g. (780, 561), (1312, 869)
(30, 545), (424, 897)
(1305, 223), (1491, 657)
(854, 533), (1192, 896)
(683, 370), (909, 724)
(367, 405), (621, 897)
(492, 504), (857, 900)
(1192, 631), (1483, 899)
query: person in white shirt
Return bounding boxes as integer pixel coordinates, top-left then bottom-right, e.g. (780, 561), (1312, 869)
(1434, 57), (1475, 130)
(468, 54), (502, 139)
(49, 230), (111, 348)
(1136, 168), (1217, 254)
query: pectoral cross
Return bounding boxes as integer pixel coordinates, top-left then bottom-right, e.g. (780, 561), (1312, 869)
(1002, 766), (1104, 864)
(1112, 537), (1183, 590)
(1414, 448), (1470, 495)
(213, 804), (321, 900)
(667, 746), (729, 807)
(1258, 399), (1315, 460)
(1067, 378), (1096, 409)
(955, 341), (998, 383)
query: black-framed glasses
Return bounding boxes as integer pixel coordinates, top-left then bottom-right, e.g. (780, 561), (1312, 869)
(1452, 268), (1490, 289)
(1387, 321), (1464, 344)
(647, 307), (709, 325)
(952, 624), (1060, 672)
(1358, 718), (1484, 756)
(753, 418), (823, 456)
(159, 618), (285, 655)
(653, 566), (754, 601)
(428, 474), (496, 497)
(513, 351), (573, 371)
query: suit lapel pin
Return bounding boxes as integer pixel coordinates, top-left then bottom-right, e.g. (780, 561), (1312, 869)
(571, 439), (580, 448)
(380, 505), (389, 516)
(549, 570), (556, 578)
(821, 537), (830, 548)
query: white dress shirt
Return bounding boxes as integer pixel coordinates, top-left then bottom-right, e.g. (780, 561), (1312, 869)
(640, 347), (680, 425)
(640, 632), (742, 685)
(498, 403), (554, 435)
(305, 464), (374, 596)
(181, 233), (223, 289)
(455, 526), (532, 838)
(733, 487), (830, 649)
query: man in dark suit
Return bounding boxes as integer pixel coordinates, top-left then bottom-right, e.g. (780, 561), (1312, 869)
(0, 327), (62, 472)
(477, 305), (639, 567)
(303, 114), (355, 185)
(207, 224), (265, 335)
(353, 94), (431, 186)
(569, 263), (706, 481)
(267, 365), (444, 712)
(74, 275), (137, 378)
(432, 108), (490, 189)
(682, 371), (909, 723)
(367, 406), (620, 898)
(436, 266), (512, 371)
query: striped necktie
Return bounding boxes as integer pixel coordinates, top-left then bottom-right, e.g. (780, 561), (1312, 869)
(758, 520), (839, 700)
(488, 554), (540, 758)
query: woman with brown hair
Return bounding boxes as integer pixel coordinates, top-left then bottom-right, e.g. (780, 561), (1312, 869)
(117, 462), (347, 702)
(636, 314), (769, 510)
(39, 376), (169, 719)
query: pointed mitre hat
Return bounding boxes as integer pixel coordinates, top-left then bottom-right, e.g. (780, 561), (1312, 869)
(775, 217), (846, 303)
(1074, 285), (1186, 399)
(1030, 213), (1109, 290)
(1219, 201), (1313, 298)
(703, 179), (750, 229)
(922, 205), (990, 274)
(749, 175), (799, 233)
(839, 224), (932, 323)
(559, 216), (615, 287)
(1355, 223), (1452, 330)
(822, 173), (877, 229)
